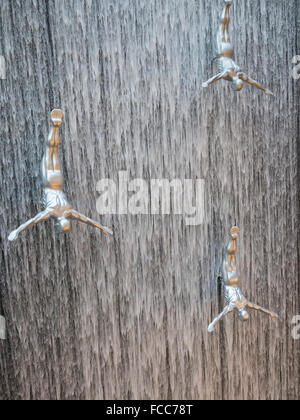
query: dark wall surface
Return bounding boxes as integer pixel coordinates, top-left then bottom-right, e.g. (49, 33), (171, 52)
(0, 0), (299, 400)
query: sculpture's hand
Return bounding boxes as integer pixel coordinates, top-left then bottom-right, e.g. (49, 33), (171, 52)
(8, 230), (19, 242)
(208, 322), (216, 333)
(238, 72), (274, 96)
(208, 304), (234, 332)
(264, 89), (274, 97)
(202, 71), (229, 89)
(8, 210), (52, 241)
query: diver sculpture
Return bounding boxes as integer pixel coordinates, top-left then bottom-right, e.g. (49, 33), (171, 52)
(202, 1), (273, 95)
(208, 226), (278, 332)
(9, 109), (113, 241)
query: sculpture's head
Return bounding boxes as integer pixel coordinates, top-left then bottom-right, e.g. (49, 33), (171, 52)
(221, 42), (234, 58)
(57, 217), (71, 233)
(232, 77), (244, 91)
(238, 309), (249, 322)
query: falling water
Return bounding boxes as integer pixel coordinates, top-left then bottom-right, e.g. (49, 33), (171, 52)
(0, 0), (298, 400)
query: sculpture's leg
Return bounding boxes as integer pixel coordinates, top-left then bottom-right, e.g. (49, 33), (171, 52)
(224, 226), (239, 284)
(51, 128), (61, 172)
(8, 210), (52, 241)
(42, 109), (64, 185)
(42, 132), (54, 174)
(65, 209), (113, 236)
(217, 0), (232, 50)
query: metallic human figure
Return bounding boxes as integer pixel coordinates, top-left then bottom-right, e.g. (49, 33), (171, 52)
(202, 1), (273, 95)
(8, 109), (113, 241)
(208, 227), (278, 332)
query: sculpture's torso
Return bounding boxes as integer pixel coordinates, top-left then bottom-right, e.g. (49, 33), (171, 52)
(42, 167), (71, 217)
(224, 286), (247, 308)
(218, 56), (241, 80)
(43, 188), (71, 217)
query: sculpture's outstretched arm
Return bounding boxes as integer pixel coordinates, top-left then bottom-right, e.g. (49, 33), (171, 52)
(8, 210), (52, 241)
(208, 305), (234, 333)
(247, 302), (278, 319)
(65, 209), (113, 236)
(238, 73), (274, 96)
(203, 71), (229, 88)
